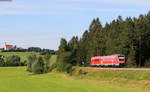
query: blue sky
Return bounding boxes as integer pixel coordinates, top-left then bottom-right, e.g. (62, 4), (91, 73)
(0, 0), (150, 50)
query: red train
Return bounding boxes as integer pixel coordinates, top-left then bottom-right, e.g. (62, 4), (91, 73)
(90, 54), (126, 67)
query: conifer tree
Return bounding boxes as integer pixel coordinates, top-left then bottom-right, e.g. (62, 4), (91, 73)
(57, 38), (72, 72)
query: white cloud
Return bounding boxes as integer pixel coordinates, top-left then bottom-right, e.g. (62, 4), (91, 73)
(104, 0), (150, 6)
(0, 9), (53, 15)
(0, 0), (52, 15)
(56, 0), (150, 6)
(0, 0), (149, 15)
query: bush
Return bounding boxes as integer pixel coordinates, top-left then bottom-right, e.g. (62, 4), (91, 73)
(49, 63), (57, 71)
(5, 55), (21, 66)
(56, 63), (74, 75)
(126, 55), (137, 68)
(22, 60), (27, 66)
(57, 52), (71, 71)
(43, 54), (51, 73)
(57, 63), (65, 72)
(64, 64), (73, 73)
(78, 69), (88, 75)
(27, 54), (37, 72)
(144, 59), (150, 68)
(0, 57), (5, 66)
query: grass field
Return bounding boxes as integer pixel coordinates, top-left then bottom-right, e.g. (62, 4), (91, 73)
(0, 67), (144, 92)
(0, 52), (149, 92)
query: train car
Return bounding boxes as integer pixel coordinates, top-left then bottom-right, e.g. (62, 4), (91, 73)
(90, 54), (126, 67)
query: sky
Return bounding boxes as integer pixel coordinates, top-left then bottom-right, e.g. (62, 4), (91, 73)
(0, 0), (150, 50)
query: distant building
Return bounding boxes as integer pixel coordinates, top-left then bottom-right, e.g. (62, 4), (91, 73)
(4, 44), (14, 51)
(16, 47), (24, 50)
(4, 43), (25, 51)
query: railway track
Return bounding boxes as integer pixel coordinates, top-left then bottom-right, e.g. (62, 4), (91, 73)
(83, 67), (150, 71)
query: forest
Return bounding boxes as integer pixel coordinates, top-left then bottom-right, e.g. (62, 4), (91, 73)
(57, 11), (150, 69)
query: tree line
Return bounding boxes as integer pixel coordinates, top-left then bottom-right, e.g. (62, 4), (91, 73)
(26, 54), (51, 74)
(57, 11), (150, 70)
(0, 55), (25, 66)
(0, 54), (52, 74)
(1, 47), (56, 55)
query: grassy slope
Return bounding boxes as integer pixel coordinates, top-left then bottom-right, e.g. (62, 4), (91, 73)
(50, 55), (57, 65)
(0, 67), (142, 92)
(0, 52), (57, 62)
(0, 52), (39, 61)
(72, 67), (150, 92)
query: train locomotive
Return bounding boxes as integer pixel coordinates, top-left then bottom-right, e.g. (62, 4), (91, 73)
(90, 54), (126, 67)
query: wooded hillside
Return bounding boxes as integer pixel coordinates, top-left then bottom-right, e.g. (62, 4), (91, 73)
(57, 11), (150, 68)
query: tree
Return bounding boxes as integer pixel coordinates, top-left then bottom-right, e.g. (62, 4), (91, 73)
(32, 57), (44, 74)
(57, 52), (71, 72)
(86, 18), (103, 65)
(126, 50), (137, 67)
(68, 36), (79, 65)
(77, 30), (89, 66)
(28, 47), (41, 52)
(57, 38), (72, 72)
(144, 59), (150, 67)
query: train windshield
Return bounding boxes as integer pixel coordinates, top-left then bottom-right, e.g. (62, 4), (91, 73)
(119, 56), (125, 61)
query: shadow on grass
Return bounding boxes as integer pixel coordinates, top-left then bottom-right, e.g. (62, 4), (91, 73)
(27, 72), (49, 76)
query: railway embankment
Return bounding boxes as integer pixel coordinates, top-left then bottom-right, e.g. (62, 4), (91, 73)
(70, 67), (150, 92)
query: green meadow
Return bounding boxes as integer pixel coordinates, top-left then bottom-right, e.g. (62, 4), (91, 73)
(0, 52), (57, 62)
(0, 67), (144, 92)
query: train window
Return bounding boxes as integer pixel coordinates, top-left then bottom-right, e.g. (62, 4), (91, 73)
(119, 59), (124, 61)
(119, 56), (125, 61)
